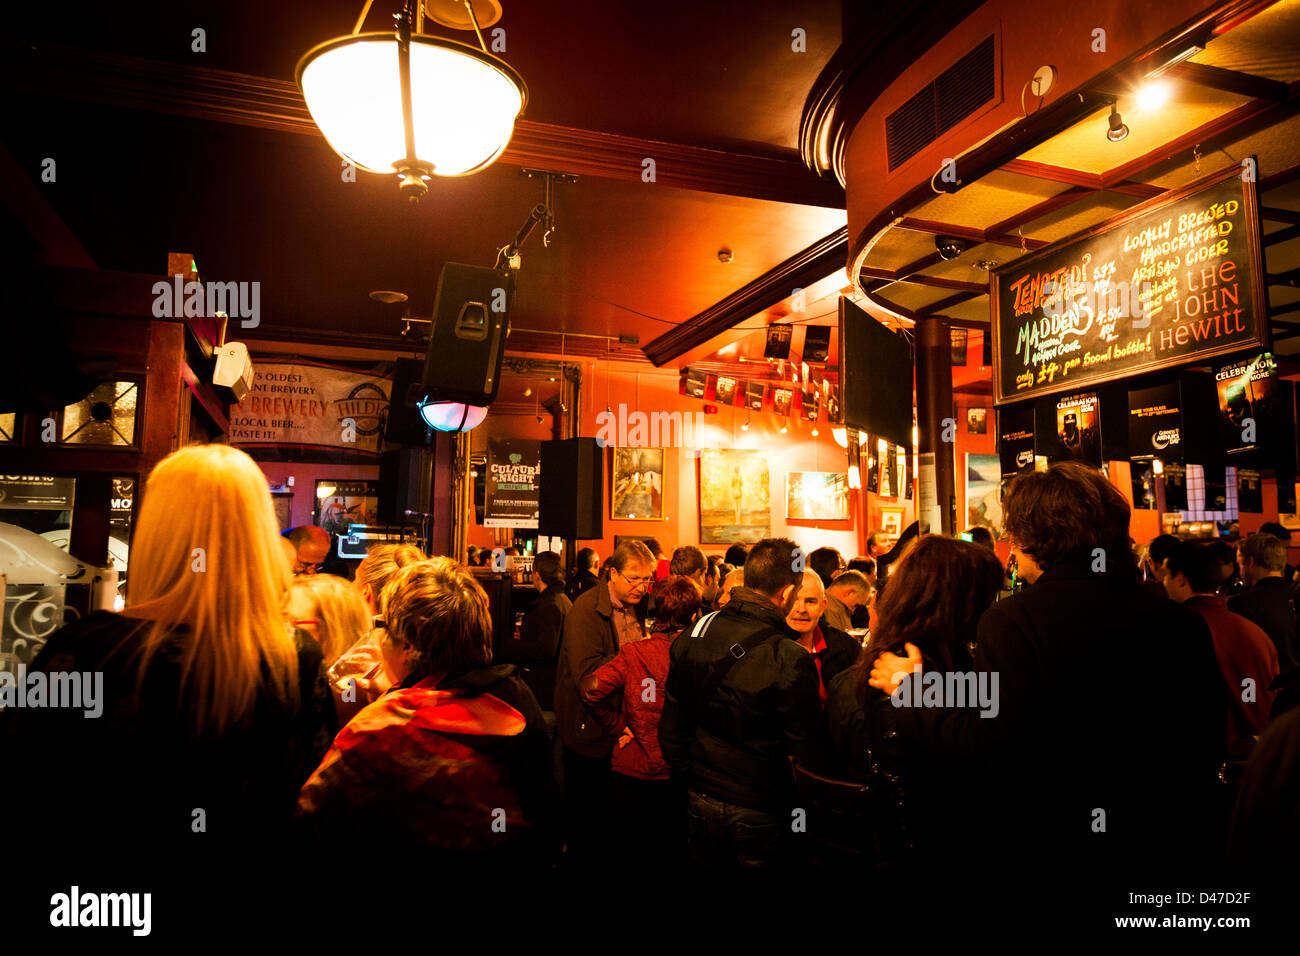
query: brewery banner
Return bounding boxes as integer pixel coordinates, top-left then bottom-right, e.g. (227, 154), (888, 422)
(230, 360), (392, 458)
(1127, 382), (1183, 462)
(997, 404), (1035, 478)
(992, 164), (1267, 404)
(1215, 352), (1278, 456)
(484, 439), (541, 528)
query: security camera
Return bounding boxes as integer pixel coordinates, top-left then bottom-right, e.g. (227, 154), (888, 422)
(935, 235), (970, 261)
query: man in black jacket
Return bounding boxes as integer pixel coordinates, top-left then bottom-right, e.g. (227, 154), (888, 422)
(870, 463), (1226, 912)
(660, 537), (822, 869)
(494, 550), (571, 711)
(566, 548), (600, 601)
(1230, 533), (1299, 675)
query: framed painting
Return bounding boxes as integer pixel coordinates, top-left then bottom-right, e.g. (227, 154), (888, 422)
(879, 506), (905, 538)
(314, 480), (379, 536)
(785, 471), (849, 521)
(611, 447), (665, 520)
(965, 453), (1004, 537)
(698, 448), (769, 545)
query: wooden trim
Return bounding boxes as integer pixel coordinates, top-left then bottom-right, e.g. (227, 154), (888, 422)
(859, 268), (987, 293)
(895, 217), (1050, 251)
(1266, 224), (1300, 246)
(1261, 206), (1300, 225)
(1001, 160), (1162, 198)
(642, 227), (848, 367)
(28, 46), (844, 209)
(1166, 60), (1289, 102)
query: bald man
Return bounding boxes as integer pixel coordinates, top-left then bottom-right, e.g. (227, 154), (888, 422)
(284, 525), (330, 575)
(784, 570), (862, 706)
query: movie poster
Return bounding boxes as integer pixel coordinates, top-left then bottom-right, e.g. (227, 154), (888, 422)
(801, 387), (819, 421)
(1215, 353), (1278, 456)
(1054, 392), (1102, 467)
(745, 381), (765, 410)
(773, 388), (794, 417)
(715, 376), (737, 406)
(1237, 468), (1263, 513)
(1131, 463), (1157, 511)
(967, 407), (988, 434)
(997, 404), (1035, 478)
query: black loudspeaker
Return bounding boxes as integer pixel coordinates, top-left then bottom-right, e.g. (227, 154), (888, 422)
(539, 438), (603, 540)
(839, 296), (914, 451)
(377, 447), (431, 524)
(420, 263), (514, 406)
(385, 357), (433, 445)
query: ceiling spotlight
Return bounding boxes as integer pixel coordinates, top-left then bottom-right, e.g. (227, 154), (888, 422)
(741, 419), (750, 432)
(718, 248), (734, 264)
(523, 387), (532, 397)
(935, 235), (970, 261)
(1106, 103), (1129, 142)
(369, 290), (408, 304)
(779, 424), (788, 435)
(811, 428), (819, 437)
(1136, 82), (1169, 111)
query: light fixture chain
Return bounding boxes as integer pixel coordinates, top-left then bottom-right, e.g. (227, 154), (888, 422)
(463, 0), (489, 52)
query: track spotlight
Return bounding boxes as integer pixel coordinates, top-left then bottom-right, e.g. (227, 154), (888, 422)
(1106, 103), (1129, 142)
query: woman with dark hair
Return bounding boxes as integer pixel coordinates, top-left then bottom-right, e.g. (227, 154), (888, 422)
(581, 575), (701, 863)
(826, 535), (1003, 865)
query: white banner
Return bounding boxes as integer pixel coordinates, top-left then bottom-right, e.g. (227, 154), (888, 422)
(230, 361), (392, 456)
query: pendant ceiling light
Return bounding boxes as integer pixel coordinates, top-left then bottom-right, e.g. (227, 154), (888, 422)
(296, 0), (527, 201)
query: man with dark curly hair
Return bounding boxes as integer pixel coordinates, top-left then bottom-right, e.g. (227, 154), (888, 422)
(870, 462), (1225, 912)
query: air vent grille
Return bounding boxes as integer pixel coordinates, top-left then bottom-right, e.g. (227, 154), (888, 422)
(886, 35), (996, 171)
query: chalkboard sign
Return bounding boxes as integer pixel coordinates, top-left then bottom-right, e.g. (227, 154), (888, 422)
(992, 163), (1268, 404)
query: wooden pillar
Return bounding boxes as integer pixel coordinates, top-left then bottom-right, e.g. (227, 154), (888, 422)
(916, 316), (956, 535)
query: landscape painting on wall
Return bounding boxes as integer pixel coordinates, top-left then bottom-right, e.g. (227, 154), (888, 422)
(966, 453), (1004, 537)
(699, 448), (770, 544)
(611, 447), (664, 520)
(786, 471), (850, 521)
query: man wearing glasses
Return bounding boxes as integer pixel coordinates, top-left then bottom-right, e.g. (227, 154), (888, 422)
(283, 525), (331, 575)
(554, 539), (656, 866)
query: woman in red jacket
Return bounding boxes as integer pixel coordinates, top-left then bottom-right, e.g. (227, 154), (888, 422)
(581, 575), (700, 859)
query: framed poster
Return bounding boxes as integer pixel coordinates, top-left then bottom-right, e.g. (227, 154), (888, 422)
(991, 164), (1268, 404)
(967, 407), (988, 434)
(611, 447), (665, 520)
(965, 454), (1005, 537)
(786, 471), (849, 521)
(314, 480), (379, 536)
(699, 449), (769, 545)
(879, 506), (904, 538)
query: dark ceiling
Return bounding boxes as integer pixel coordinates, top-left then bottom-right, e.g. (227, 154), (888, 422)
(6, 1), (847, 361)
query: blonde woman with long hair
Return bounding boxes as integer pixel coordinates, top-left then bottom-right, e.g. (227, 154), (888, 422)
(1, 444), (336, 891)
(287, 573), (371, 668)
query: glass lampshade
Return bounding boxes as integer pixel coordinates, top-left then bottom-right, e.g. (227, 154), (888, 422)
(419, 400), (488, 432)
(297, 33), (526, 177)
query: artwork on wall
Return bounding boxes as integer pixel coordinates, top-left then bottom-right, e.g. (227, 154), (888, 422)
(786, 471), (849, 521)
(313, 480), (379, 536)
(698, 448), (770, 544)
(611, 447), (665, 520)
(965, 453), (1004, 537)
(967, 407), (988, 434)
(271, 493), (294, 531)
(879, 506), (904, 538)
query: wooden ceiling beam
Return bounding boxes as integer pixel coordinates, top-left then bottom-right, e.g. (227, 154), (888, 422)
(1165, 60), (1290, 102)
(918, 290), (983, 315)
(25, 46), (845, 210)
(1266, 224), (1300, 246)
(859, 268), (987, 293)
(1261, 206), (1300, 225)
(1000, 159), (1161, 197)
(642, 228), (848, 367)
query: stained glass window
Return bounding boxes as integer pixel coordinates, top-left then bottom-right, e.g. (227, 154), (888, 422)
(60, 380), (139, 446)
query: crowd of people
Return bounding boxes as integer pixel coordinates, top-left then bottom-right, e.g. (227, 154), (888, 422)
(3, 445), (1296, 927)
